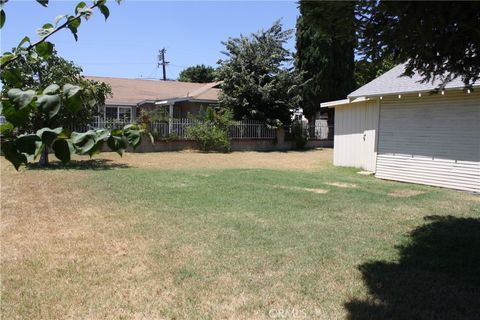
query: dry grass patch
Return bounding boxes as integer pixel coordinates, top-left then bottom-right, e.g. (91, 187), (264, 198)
(326, 182), (358, 188)
(388, 189), (426, 197)
(0, 160), (163, 319)
(71, 148), (332, 171)
(270, 184), (329, 194)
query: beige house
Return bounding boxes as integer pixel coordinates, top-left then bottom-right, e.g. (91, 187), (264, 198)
(321, 64), (480, 193)
(87, 76), (221, 122)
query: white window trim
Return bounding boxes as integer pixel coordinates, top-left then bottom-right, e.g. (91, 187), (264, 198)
(104, 106), (133, 121)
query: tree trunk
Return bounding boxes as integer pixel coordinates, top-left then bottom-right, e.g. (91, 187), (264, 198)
(39, 146), (49, 166)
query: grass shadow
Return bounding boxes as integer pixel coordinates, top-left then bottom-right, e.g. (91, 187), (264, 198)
(345, 215), (480, 320)
(26, 159), (131, 171)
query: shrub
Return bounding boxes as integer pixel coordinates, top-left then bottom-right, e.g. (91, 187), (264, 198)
(187, 122), (231, 152)
(291, 119), (309, 150)
(186, 106), (233, 152)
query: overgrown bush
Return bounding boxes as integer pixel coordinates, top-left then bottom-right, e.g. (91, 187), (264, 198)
(186, 106), (233, 152)
(291, 119), (309, 150)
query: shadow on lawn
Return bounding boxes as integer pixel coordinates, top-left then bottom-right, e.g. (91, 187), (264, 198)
(345, 215), (480, 320)
(27, 159), (131, 171)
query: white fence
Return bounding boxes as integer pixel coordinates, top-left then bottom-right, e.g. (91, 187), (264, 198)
(67, 118), (277, 140)
(65, 119), (334, 141)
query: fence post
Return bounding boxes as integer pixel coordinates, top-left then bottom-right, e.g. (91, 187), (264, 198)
(276, 127), (285, 145)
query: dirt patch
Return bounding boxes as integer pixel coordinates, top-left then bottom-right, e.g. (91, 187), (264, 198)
(326, 182), (357, 188)
(388, 190), (426, 197)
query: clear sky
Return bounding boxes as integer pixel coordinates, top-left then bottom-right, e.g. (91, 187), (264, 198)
(1, 0), (299, 80)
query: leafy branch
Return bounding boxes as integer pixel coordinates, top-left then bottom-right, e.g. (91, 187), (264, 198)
(0, 0), (153, 170)
(1, 0), (116, 69)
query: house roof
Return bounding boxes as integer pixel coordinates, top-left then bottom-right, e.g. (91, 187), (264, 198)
(86, 76), (220, 105)
(348, 63), (479, 99)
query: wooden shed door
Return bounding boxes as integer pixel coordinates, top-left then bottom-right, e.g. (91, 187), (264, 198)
(333, 101), (379, 171)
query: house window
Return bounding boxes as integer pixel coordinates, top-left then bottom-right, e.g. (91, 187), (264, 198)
(104, 106), (132, 121)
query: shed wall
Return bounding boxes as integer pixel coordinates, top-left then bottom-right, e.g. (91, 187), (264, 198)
(375, 92), (480, 193)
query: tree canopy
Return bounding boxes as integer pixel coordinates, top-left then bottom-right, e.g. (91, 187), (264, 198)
(357, 1), (480, 87)
(217, 20), (303, 127)
(295, 0), (356, 118)
(0, 0), (148, 169)
(354, 56), (397, 88)
(178, 64), (216, 83)
(1, 50), (112, 133)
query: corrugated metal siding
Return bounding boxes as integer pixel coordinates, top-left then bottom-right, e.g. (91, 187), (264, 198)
(376, 92), (480, 193)
(333, 100), (379, 171)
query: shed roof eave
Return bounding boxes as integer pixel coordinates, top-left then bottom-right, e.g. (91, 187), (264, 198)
(320, 97), (370, 108)
(347, 84), (479, 100)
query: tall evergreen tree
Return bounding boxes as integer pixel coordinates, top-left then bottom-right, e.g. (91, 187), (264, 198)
(357, 1), (480, 87)
(295, 0), (356, 119)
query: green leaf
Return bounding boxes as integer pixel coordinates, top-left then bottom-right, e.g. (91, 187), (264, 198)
(52, 139), (73, 164)
(36, 41), (54, 59)
(17, 36), (30, 49)
(0, 122), (14, 135)
(75, 2), (87, 15)
(1, 68), (22, 87)
(94, 128), (110, 141)
(107, 135), (127, 156)
(54, 14), (66, 25)
(1, 100), (32, 127)
(36, 0), (49, 7)
(43, 84), (60, 95)
(78, 7), (93, 20)
(63, 84), (81, 99)
(124, 129), (141, 148)
(36, 94), (61, 119)
(71, 131), (96, 154)
(67, 16), (81, 41)
(1, 141), (28, 171)
(36, 127), (63, 146)
(1, 52), (15, 65)
(7, 89), (36, 109)
(36, 23), (55, 38)
(68, 16), (81, 29)
(17, 134), (42, 156)
(98, 4), (109, 20)
(63, 84), (82, 111)
(0, 10), (5, 29)
(88, 140), (104, 157)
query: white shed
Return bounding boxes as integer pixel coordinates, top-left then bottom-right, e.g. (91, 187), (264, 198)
(322, 64), (480, 193)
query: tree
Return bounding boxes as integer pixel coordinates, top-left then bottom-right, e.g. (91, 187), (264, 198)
(357, 1), (480, 87)
(354, 56), (397, 88)
(0, 0), (148, 170)
(295, 0), (356, 119)
(1, 49), (112, 134)
(178, 64), (216, 83)
(217, 20), (303, 127)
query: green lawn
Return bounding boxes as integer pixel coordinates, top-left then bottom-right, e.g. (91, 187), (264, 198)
(2, 151), (479, 319)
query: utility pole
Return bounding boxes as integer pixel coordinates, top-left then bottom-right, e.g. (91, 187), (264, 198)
(157, 48), (169, 80)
